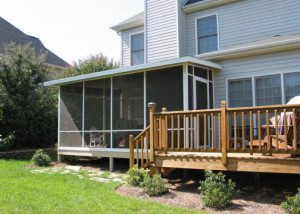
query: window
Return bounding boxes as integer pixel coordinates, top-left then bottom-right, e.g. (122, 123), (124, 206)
(228, 78), (253, 107)
(196, 15), (218, 54)
(255, 75), (281, 106)
(284, 72), (300, 102)
(131, 32), (144, 65)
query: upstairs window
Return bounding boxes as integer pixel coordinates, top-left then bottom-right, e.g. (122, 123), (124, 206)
(196, 15), (218, 54)
(131, 32), (144, 65)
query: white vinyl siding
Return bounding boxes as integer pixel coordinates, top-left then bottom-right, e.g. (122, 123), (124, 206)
(186, 0), (300, 56)
(146, 0), (179, 62)
(131, 33), (144, 65)
(121, 27), (144, 67)
(196, 15), (218, 54)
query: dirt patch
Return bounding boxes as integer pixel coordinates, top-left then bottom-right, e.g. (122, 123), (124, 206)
(116, 180), (286, 214)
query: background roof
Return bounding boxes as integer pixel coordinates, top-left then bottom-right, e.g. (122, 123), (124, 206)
(0, 16), (68, 67)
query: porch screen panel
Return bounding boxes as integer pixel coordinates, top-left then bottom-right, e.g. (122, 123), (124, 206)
(60, 83), (83, 131)
(284, 72), (300, 103)
(84, 79), (111, 131)
(113, 73), (144, 130)
(146, 66), (183, 114)
(60, 83), (83, 147)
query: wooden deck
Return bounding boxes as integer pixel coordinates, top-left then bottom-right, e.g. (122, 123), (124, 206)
(155, 152), (300, 174)
(129, 101), (300, 174)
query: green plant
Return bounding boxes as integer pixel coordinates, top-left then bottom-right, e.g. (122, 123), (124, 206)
(281, 188), (300, 214)
(198, 170), (236, 208)
(31, 149), (52, 166)
(0, 133), (15, 151)
(142, 174), (169, 196)
(126, 167), (148, 187)
(0, 43), (57, 149)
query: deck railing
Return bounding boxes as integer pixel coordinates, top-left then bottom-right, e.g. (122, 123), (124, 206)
(129, 101), (300, 168)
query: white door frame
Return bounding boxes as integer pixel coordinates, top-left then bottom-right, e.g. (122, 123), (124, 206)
(192, 76), (211, 147)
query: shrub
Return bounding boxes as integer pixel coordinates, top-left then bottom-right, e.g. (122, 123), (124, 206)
(281, 188), (300, 214)
(142, 174), (169, 196)
(0, 133), (15, 151)
(126, 167), (148, 187)
(198, 170), (236, 208)
(32, 149), (52, 166)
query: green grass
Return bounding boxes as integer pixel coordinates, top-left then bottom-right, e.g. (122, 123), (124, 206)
(0, 160), (204, 214)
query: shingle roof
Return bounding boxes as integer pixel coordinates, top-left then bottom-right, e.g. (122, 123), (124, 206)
(185, 0), (205, 5)
(0, 17), (68, 67)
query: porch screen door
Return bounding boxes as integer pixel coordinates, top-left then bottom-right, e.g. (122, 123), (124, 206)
(193, 78), (210, 147)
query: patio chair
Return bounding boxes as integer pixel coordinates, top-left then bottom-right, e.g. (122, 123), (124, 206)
(89, 132), (106, 148)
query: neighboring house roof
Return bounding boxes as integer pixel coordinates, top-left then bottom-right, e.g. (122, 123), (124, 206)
(0, 16), (68, 67)
(44, 56), (222, 86)
(110, 12), (144, 33)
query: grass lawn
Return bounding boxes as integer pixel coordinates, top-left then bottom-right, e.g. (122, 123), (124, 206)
(0, 160), (204, 214)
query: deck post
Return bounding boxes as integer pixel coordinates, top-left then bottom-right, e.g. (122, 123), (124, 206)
(129, 135), (134, 168)
(148, 102), (157, 162)
(161, 107), (168, 151)
(221, 101), (228, 165)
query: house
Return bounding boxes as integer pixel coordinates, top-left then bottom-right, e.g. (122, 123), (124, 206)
(45, 0), (300, 173)
(0, 16), (68, 72)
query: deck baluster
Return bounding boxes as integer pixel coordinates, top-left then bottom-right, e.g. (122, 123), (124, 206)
(293, 109), (297, 151)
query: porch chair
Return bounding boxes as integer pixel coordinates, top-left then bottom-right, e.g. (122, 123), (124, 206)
(89, 132), (106, 148)
(254, 96), (300, 152)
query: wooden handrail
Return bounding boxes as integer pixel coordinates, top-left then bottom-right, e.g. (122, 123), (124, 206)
(130, 101), (300, 170)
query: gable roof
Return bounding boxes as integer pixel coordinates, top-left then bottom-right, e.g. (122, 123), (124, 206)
(0, 17), (68, 67)
(110, 12), (144, 33)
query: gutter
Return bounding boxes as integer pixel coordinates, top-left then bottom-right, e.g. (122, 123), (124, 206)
(183, 0), (239, 13)
(110, 20), (144, 33)
(196, 37), (300, 61)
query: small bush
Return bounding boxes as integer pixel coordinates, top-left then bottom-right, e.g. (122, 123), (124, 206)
(127, 167), (148, 187)
(198, 170), (236, 208)
(32, 149), (52, 166)
(142, 174), (169, 196)
(0, 134), (15, 151)
(281, 188), (300, 214)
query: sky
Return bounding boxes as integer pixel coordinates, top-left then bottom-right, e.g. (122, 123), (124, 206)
(0, 0), (144, 64)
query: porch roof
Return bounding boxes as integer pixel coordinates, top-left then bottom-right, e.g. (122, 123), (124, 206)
(44, 56), (222, 87)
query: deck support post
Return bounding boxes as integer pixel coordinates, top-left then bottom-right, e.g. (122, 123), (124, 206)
(148, 102), (157, 163)
(129, 135), (134, 168)
(221, 101), (228, 165)
(109, 157), (114, 172)
(57, 154), (62, 163)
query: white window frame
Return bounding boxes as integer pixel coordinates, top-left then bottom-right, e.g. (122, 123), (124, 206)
(129, 31), (145, 66)
(226, 70), (300, 107)
(195, 13), (220, 55)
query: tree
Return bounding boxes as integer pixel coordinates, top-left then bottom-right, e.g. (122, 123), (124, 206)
(57, 53), (119, 78)
(0, 43), (57, 149)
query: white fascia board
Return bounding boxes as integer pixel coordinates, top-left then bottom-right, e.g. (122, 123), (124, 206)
(44, 56), (222, 87)
(110, 20), (144, 33)
(196, 37), (300, 61)
(183, 0), (239, 13)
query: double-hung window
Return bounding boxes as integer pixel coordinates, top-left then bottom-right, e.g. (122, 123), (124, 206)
(196, 15), (218, 54)
(131, 32), (144, 65)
